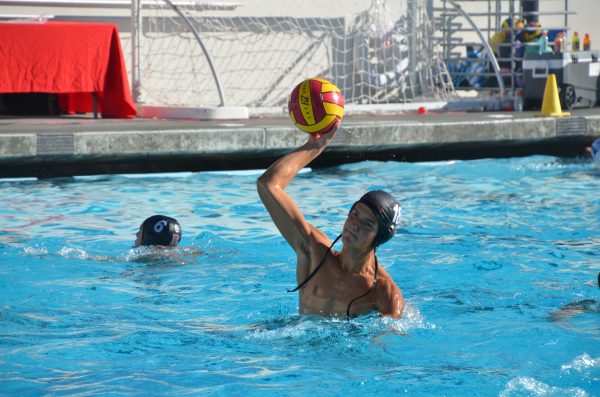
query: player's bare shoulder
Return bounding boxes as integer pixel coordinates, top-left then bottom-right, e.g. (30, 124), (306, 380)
(376, 271), (404, 318)
(308, 226), (331, 246)
(303, 226), (336, 267)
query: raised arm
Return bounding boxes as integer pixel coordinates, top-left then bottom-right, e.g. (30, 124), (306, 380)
(256, 124), (338, 253)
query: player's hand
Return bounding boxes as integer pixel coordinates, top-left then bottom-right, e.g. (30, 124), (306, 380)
(308, 120), (340, 148)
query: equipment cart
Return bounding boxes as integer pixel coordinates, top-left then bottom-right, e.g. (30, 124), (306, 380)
(522, 51), (600, 110)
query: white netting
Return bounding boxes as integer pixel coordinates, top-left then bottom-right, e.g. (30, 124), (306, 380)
(135, 0), (454, 108)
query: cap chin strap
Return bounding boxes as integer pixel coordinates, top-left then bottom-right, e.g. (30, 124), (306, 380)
(287, 234), (342, 293)
(170, 234), (181, 247)
(287, 233), (379, 320)
(346, 253), (378, 320)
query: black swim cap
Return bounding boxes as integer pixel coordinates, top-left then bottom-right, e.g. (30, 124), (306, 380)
(354, 190), (401, 246)
(141, 215), (182, 247)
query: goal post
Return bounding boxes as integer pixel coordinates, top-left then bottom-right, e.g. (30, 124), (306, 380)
(132, 0), (454, 118)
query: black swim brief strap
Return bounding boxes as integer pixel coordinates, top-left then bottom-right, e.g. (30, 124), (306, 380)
(287, 234), (342, 293)
(346, 255), (379, 320)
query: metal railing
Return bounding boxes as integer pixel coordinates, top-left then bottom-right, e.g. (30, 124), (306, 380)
(435, 0), (574, 96)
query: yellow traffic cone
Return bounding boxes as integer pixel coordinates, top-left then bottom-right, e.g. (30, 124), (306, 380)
(536, 74), (570, 117)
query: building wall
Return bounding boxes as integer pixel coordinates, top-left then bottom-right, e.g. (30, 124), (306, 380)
(1, 0), (598, 104)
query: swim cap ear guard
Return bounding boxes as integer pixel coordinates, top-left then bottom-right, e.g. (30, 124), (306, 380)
(352, 190), (402, 246)
(141, 215), (182, 247)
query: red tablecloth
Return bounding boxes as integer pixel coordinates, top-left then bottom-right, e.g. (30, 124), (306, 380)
(0, 21), (136, 118)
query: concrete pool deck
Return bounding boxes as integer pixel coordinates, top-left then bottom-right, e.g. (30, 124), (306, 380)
(0, 107), (599, 178)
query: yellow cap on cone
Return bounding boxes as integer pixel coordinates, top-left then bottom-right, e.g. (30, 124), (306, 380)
(536, 74), (570, 117)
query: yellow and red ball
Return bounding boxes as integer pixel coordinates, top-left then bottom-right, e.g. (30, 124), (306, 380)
(288, 77), (345, 134)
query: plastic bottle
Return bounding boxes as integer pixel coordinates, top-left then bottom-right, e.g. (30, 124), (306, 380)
(486, 89), (500, 111)
(571, 32), (580, 51)
(539, 31), (548, 54)
(502, 92), (514, 111)
(554, 32), (562, 53)
(486, 90), (494, 111)
(513, 89), (523, 112)
(583, 33), (591, 51)
(561, 32), (568, 52)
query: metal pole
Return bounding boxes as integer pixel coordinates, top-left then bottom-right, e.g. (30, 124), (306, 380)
(408, 0), (418, 90)
(130, 0), (139, 103)
(564, 0), (568, 31)
(426, 0), (433, 20)
(427, 0), (434, 69)
(446, 0), (505, 94)
(521, 0), (539, 23)
(163, 0), (226, 107)
(487, 0), (491, 41)
(510, 0), (515, 95)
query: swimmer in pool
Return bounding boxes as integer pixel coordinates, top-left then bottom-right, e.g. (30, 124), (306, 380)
(127, 215), (206, 267)
(585, 137), (600, 162)
(257, 122), (404, 319)
(135, 215), (182, 247)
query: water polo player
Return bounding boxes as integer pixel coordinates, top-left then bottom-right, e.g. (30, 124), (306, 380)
(257, 122), (404, 319)
(588, 137), (600, 163)
(135, 215), (182, 247)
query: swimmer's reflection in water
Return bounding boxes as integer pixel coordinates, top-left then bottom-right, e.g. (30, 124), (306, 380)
(549, 273), (600, 325)
(550, 299), (600, 325)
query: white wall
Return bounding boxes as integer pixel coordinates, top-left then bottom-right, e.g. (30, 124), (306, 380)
(531, 0), (599, 42)
(1, 0), (597, 46)
(558, 0), (599, 42)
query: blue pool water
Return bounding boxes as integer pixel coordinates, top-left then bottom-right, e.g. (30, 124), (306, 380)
(1, 156), (599, 396)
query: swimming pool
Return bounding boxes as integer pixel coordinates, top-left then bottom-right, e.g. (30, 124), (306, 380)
(1, 156), (598, 396)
